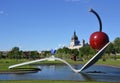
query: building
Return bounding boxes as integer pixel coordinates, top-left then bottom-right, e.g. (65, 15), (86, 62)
(68, 31), (85, 49)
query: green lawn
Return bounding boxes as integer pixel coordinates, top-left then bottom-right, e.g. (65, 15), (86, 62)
(0, 59), (31, 71)
(0, 58), (120, 72)
(0, 80), (109, 83)
(96, 59), (120, 67)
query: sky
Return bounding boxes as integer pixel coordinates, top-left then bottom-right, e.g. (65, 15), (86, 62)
(0, 0), (120, 51)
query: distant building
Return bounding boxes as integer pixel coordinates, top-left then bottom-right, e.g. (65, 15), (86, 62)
(68, 31), (86, 49)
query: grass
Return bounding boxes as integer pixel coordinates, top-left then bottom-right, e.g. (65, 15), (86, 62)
(0, 59), (35, 71)
(0, 58), (120, 72)
(96, 59), (120, 67)
(0, 80), (110, 83)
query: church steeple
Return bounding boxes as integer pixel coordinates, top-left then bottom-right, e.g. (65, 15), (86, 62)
(69, 31), (86, 49)
(70, 31), (80, 48)
(71, 31), (78, 41)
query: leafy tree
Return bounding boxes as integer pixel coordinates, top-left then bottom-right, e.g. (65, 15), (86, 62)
(7, 47), (20, 59)
(56, 48), (63, 58)
(40, 50), (51, 58)
(56, 47), (72, 59)
(0, 52), (2, 59)
(106, 42), (114, 55)
(114, 37), (120, 53)
(79, 45), (96, 60)
(30, 51), (39, 59)
(18, 50), (24, 59)
(71, 49), (79, 56)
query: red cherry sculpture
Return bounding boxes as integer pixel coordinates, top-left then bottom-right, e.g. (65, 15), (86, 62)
(89, 8), (109, 50)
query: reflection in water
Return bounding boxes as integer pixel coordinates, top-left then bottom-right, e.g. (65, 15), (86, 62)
(80, 72), (94, 81)
(0, 65), (120, 82)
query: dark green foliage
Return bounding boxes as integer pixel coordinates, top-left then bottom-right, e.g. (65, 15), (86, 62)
(7, 47), (20, 59)
(56, 47), (72, 58)
(79, 45), (96, 60)
(0, 37), (120, 60)
(106, 37), (120, 55)
(6, 47), (40, 59)
(114, 37), (120, 53)
(0, 52), (2, 59)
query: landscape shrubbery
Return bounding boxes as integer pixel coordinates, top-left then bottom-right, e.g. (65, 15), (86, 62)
(0, 37), (120, 60)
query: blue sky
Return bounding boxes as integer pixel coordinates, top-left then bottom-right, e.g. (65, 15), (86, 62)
(0, 0), (120, 51)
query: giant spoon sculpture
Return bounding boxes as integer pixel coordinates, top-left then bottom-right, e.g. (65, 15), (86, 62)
(9, 8), (110, 73)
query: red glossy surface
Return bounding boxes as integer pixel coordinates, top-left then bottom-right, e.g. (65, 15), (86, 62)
(89, 31), (109, 50)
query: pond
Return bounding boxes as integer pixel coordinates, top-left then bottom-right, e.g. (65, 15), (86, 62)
(0, 64), (120, 82)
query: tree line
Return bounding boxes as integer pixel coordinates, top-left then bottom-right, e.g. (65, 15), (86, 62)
(0, 37), (120, 60)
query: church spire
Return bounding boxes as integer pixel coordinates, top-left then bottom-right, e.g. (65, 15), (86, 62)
(72, 31), (78, 40)
(74, 30), (76, 36)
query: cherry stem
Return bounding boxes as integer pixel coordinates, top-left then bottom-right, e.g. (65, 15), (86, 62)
(89, 8), (102, 32)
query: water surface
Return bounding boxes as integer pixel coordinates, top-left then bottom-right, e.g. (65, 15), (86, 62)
(0, 65), (120, 82)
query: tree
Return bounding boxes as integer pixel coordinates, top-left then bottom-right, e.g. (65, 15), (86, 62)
(56, 47), (72, 59)
(79, 46), (96, 60)
(114, 37), (120, 53)
(19, 50), (24, 59)
(7, 47), (20, 59)
(106, 42), (114, 55)
(40, 50), (51, 58)
(72, 49), (79, 54)
(30, 51), (39, 59)
(0, 52), (2, 59)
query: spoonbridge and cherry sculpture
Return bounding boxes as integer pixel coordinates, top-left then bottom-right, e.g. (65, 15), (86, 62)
(9, 8), (110, 73)
(9, 42), (110, 73)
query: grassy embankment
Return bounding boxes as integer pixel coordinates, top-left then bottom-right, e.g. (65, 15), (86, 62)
(0, 58), (120, 72)
(0, 80), (111, 83)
